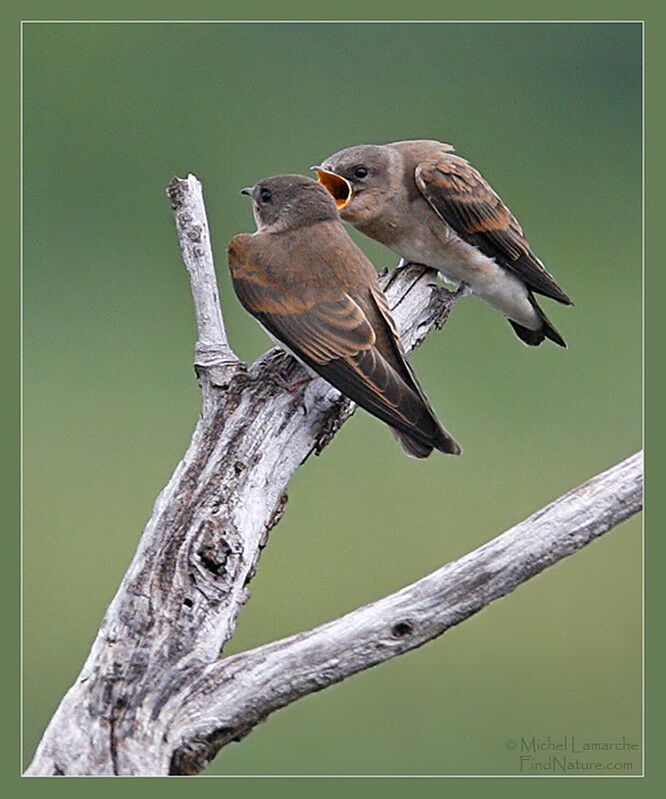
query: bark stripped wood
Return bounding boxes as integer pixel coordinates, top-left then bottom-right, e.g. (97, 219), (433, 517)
(25, 175), (458, 776)
(166, 450), (643, 775)
(168, 175), (240, 410)
(25, 175), (642, 777)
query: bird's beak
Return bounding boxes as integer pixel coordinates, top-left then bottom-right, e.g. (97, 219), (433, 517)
(240, 186), (253, 197)
(311, 166), (352, 209)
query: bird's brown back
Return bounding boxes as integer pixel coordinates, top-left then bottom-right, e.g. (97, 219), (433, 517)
(231, 220), (403, 365)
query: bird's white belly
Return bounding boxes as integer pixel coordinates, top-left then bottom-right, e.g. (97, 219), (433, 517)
(391, 231), (540, 330)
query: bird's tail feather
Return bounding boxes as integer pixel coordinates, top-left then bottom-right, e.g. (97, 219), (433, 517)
(391, 422), (461, 459)
(508, 295), (566, 348)
(391, 428), (433, 458)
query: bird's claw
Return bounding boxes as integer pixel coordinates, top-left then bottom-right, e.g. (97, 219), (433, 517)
(264, 354), (313, 413)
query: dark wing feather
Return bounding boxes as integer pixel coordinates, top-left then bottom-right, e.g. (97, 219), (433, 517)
(234, 276), (374, 362)
(229, 245), (459, 454)
(368, 284), (454, 423)
(363, 285), (460, 454)
(415, 160), (572, 305)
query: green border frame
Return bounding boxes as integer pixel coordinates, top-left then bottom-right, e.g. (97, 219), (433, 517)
(6, 2), (659, 795)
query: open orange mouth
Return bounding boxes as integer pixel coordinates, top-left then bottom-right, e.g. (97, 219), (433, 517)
(313, 168), (352, 209)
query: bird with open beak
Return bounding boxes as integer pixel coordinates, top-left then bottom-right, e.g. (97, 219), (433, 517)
(314, 139), (572, 347)
(228, 174), (461, 458)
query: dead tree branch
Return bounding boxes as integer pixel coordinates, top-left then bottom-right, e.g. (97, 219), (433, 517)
(167, 450), (642, 774)
(26, 175), (642, 776)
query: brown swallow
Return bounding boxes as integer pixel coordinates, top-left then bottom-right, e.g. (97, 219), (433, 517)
(228, 174), (461, 457)
(314, 139), (572, 347)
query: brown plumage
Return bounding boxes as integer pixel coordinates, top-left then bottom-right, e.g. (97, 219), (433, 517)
(228, 175), (460, 457)
(414, 160), (571, 304)
(316, 139), (572, 347)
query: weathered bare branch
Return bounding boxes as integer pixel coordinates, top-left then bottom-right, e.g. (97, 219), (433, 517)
(25, 175), (459, 776)
(166, 175), (241, 408)
(166, 450), (642, 774)
(26, 175), (642, 777)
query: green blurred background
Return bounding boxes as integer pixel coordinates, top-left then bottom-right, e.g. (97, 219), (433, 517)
(23, 23), (642, 774)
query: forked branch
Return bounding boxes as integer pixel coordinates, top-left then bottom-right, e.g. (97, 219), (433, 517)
(168, 450), (642, 774)
(26, 175), (642, 777)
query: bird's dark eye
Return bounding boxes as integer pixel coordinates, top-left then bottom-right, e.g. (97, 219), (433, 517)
(353, 166), (368, 179)
(259, 188), (272, 203)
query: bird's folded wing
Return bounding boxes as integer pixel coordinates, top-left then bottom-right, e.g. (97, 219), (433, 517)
(415, 160), (571, 304)
(367, 283), (434, 398)
(230, 262), (375, 362)
(230, 258), (443, 443)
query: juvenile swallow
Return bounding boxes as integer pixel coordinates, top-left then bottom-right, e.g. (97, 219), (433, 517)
(314, 139), (572, 347)
(228, 174), (461, 457)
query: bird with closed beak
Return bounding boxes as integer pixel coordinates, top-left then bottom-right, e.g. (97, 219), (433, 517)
(228, 174), (461, 458)
(314, 139), (572, 347)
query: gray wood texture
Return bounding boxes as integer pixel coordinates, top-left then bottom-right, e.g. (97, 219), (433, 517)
(25, 175), (643, 776)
